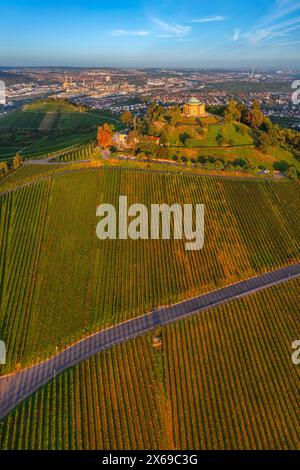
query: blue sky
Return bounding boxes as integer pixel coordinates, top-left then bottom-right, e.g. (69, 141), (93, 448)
(1, 0), (300, 68)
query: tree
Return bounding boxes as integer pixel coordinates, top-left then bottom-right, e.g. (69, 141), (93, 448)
(120, 111), (133, 127)
(249, 100), (264, 129)
(135, 136), (157, 158)
(267, 125), (279, 147)
(135, 116), (143, 132)
(157, 147), (169, 159)
(159, 129), (169, 146)
(286, 166), (298, 180)
(167, 106), (181, 125)
(260, 117), (278, 146)
(214, 160), (225, 171)
(233, 158), (248, 169)
(97, 124), (113, 148)
(224, 111), (233, 126)
(12, 153), (22, 170)
(216, 131), (226, 146)
(127, 131), (139, 150)
(240, 103), (249, 125)
(196, 126), (205, 137)
(260, 116), (273, 133)
(143, 120), (157, 136)
(0, 161), (8, 178)
(197, 156), (207, 164)
(226, 100), (242, 122)
(257, 132), (270, 153)
(273, 160), (289, 172)
(145, 104), (165, 122)
(180, 132), (191, 145)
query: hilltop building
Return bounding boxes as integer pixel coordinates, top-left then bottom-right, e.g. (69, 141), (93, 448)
(112, 131), (128, 148)
(183, 97), (206, 117)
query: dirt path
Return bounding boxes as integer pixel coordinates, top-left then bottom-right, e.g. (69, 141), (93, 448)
(38, 112), (58, 131)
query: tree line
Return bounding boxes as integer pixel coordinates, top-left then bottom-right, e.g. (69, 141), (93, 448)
(0, 154), (22, 179)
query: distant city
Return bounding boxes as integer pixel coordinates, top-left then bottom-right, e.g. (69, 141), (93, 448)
(1, 67), (300, 129)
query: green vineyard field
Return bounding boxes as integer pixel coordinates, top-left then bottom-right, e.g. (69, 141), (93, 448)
(0, 168), (299, 373)
(0, 278), (299, 449)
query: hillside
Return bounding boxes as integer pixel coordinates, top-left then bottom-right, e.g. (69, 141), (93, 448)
(149, 118), (299, 173)
(125, 102), (299, 176)
(0, 277), (299, 449)
(1, 99), (299, 177)
(0, 99), (121, 161)
(23, 99), (80, 113)
(153, 120), (254, 148)
(0, 168), (299, 374)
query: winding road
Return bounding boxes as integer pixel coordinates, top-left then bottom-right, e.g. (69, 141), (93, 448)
(0, 262), (300, 421)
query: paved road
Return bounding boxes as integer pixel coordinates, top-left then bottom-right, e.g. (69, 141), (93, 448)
(0, 262), (300, 421)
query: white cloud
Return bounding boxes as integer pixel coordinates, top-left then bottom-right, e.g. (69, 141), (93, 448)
(244, 15), (300, 45)
(230, 1), (300, 47)
(191, 15), (229, 23)
(231, 29), (241, 41)
(261, 0), (300, 25)
(110, 30), (150, 37)
(153, 18), (191, 38)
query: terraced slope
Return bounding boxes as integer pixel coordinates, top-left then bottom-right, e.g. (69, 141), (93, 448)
(0, 278), (299, 449)
(0, 169), (299, 373)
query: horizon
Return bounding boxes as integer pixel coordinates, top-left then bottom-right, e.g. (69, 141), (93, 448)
(1, 65), (300, 72)
(1, 0), (300, 68)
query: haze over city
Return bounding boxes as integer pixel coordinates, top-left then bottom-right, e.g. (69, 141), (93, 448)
(1, 0), (300, 67)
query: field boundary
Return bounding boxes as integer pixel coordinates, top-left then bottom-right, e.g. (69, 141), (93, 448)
(0, 163), (285, 196)
(38, 112), (58, 131)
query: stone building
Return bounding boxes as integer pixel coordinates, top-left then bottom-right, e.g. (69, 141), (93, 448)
(183, 97), (206, 117)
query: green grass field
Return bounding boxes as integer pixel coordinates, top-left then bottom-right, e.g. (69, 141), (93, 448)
(0, 277), (299, 449)
(177, 115), (220, 126)
(0, 168), (299, 373)
(160, 120), (254, 148)
(199, 123), (254, 146)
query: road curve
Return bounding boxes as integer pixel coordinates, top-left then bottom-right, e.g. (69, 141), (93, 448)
(0, 263), (300, 421)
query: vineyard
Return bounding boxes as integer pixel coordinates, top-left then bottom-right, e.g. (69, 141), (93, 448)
(20, 135), (96, 160)
(0, 111), (46, 130)
(0, 278), (299, 449)
(0, 163), (70, 192)
(0, 168), (299, 373)
(52, 142), (97, 162)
